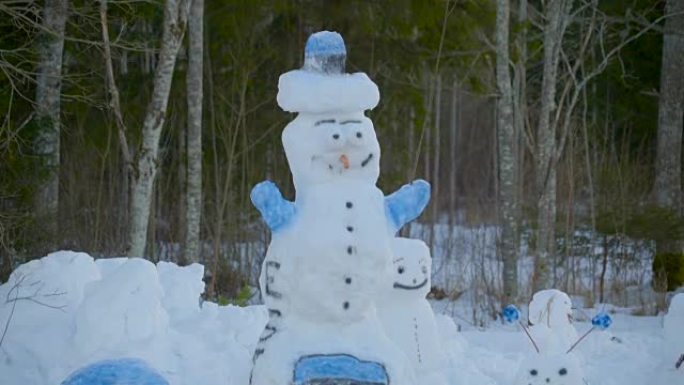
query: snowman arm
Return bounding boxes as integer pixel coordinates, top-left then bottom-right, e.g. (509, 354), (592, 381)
(384, 179), (431, 233)
(250, 181), (296, 232)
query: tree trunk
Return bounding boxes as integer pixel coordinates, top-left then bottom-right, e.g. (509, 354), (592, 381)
(653, 0), (684, 292)
(534, 0), (572, 292)
(184, 0), (204, 264)
(496, 0), (519, 303)
(127, 0), (190, 258)
(655, 0), (684, 213)
(34, 0), (68, 243)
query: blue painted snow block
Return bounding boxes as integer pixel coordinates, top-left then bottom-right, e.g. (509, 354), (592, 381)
(60, 358), (169, 385)
(305, 31), (346, 59)
(251, 180), (296, 232)
(304, 31), (347, 74)
(294, 354), (389, 385)
(385, 179), (431, 233)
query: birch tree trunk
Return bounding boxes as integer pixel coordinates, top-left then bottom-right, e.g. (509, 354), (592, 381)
(496, 0), (519, 302)
(184, 0), (204, 264)
(655, 0), (684, 214)
(533, 0), (572, 292)
(127, 0), (190, 258)
(34, 0), (68, 241)
(653, 0), (684, 291)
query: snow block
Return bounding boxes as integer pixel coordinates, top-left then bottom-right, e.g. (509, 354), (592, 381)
(60, 358), (169, 385)
(293, 354), (389, 385)
(250, 181), (296, 232)
(384, 179), (431, 233)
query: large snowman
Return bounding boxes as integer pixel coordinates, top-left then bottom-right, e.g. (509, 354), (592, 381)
(249, 31), (430, 385)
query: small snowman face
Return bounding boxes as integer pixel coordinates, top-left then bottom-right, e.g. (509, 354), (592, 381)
(515, 354), (583, 385)
(390, 238), (431, 298)
(282, 111), (381, 189)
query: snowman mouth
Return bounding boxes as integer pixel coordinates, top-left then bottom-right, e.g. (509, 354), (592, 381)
(393, 278), (428, 290)
(361, 153), (374, 167)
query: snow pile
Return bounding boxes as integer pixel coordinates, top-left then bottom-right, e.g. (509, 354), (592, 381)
(0, 251), (267, 385)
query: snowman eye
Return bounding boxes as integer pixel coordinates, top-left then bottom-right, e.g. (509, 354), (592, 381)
(332, 133), (340, 140)
(421, 266), (428, 274)
(530, 369), (538, 376)
(398, 266), (405, 274)
(559, 368), (567, 376)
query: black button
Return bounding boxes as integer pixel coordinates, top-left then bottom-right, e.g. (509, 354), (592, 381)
(347, 246), (353, 255)
(346, 226), (354, 232)
(345, 277), (352, 284)
(343, 301), (350, 309)
(346, 201), (353, 208)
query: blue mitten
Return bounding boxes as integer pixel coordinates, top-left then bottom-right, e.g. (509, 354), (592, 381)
(384, 179), (431, 233)
(251, 181), (296, 232)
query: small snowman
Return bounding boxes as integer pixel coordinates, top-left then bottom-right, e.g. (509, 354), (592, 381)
(664, 293), (684, 373)
(249, 31), (430, 385)
(528, 289), (579, 354)
(504, 304), (612, 385)
(377, 238), (448, 385)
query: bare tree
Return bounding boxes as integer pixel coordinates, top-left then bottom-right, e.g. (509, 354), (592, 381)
(655, 0), (684, 214)
(495, 0), (519, 303)
(126, 0), (190, 258)
(184, 0), (204, 264)
(533, 0), (573, 292)
(34, 0), (68, 241)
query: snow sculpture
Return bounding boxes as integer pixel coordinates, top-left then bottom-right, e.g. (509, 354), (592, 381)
(665, 293), (684, 372)
(377, 238), (448, 385)
(504, 303), (613, 385)
(528, 289), (578, 353)
(514, 353), (583, 385)
(249, 31), (429, 385)
(61, 358), (169, 385)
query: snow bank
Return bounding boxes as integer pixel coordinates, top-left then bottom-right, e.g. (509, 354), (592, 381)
(0, 251), (267, 385)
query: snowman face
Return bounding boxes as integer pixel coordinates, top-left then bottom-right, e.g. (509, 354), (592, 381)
(390, 238), (431, 298)
(515, 354), (583, 385)
(282, 111), (381, 189)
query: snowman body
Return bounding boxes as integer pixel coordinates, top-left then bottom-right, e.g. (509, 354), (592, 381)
(250, 32), (428, 385)
(377, 238), (448, 385)
(514, 353), (584, 385)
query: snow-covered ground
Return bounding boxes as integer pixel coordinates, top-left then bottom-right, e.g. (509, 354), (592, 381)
(0, 251), (680, 385)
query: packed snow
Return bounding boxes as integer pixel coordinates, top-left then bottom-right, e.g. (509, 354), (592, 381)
(0, 251), (681, 385)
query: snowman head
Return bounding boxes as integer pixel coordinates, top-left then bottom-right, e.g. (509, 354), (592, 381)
(389, 238), (431, 298)
(514, 353), (583, 385)
(529, 289), (574, 329)
(277, 31), (381, 190)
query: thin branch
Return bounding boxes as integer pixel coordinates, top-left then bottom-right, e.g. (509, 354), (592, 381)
(99, 0), (132, 168)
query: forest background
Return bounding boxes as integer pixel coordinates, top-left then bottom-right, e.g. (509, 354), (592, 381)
(1, 0), (683, 315)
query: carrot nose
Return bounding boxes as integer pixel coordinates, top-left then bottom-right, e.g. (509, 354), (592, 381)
(340, 154), (350, 169)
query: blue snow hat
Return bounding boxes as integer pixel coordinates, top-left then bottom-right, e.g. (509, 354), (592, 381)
(304, 31), (346, 73)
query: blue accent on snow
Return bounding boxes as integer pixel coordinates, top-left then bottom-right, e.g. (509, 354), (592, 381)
(305, 31), (346, 58)
(591, 312), (612, 330)
(385, 179), (431, 233)
(293, 354), (389, 385)
(502, 304), (521, 324)
(251, 181), (296, 232)
(60, 358), (169, 385)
